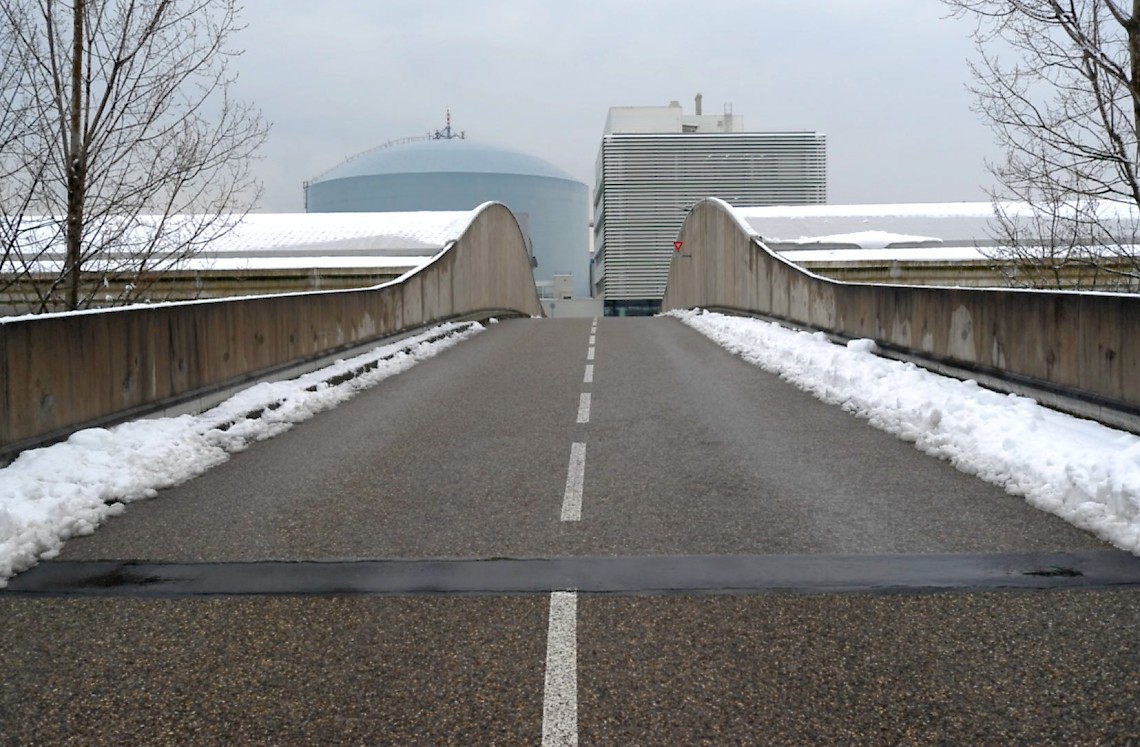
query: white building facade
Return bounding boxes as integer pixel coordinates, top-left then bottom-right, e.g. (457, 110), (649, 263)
(594, 101), (827, 315)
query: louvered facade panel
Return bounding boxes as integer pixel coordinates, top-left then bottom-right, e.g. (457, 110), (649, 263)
(594, 132), (826, 313)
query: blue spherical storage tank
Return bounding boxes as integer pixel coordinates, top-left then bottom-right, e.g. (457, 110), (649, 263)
(305, 138), (590, 298)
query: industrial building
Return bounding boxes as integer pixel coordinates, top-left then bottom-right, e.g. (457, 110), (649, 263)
(0, 211), (469, 314)
(594, 98), (827, 315)
(304, 121), (591, 300)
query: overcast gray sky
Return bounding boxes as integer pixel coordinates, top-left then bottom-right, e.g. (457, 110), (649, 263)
(235, 1), (1000, 213)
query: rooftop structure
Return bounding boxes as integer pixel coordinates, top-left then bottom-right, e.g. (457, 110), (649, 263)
(602, 95), (744, 135)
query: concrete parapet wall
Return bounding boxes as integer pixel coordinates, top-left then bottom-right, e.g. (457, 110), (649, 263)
(662, 199), (1140, 422)
(0, 202), (542, 457)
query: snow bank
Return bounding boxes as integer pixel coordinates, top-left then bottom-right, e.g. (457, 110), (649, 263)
(0, 321), (483, 585)
(670, 309), (1140, 554)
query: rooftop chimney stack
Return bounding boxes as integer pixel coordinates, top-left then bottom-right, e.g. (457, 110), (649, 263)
(695, 93), (703, 116)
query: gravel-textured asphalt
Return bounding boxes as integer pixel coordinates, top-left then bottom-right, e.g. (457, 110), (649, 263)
(0, 596), (548, 746)
(3, 591), (1137, 745)
(579, 591), (1140, 746)
(3, 316), (1136, 745)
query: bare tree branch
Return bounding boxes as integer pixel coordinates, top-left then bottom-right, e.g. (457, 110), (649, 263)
(946, 0), (1140, 291)
(0, 0), (268, 313)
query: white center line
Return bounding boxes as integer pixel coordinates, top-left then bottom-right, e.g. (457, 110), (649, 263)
(561, 442), (585, 522)
(576, 393), (591, 424)
(586, 346), (595, 361)
(583, 364), (594, 384)
(589, 335), (595, 345)
(541, 591), (578, 747)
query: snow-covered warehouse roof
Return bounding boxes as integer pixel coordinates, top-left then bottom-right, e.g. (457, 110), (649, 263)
(730, 201), (1140, 263)
(11, 210), (480, 273)
(196, 211), (476, 271)
(731, 203), (996, 262)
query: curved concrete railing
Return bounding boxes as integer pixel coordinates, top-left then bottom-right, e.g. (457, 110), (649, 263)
(0, 202), (543, 458)
(662, 198), (1140, 429)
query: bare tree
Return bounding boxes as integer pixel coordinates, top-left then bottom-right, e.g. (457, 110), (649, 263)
(0, 0), (268, 313)
(0, 8), (53, 311)
(946, 0), (1140, 291)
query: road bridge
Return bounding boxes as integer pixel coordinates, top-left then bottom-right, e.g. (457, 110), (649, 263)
(3, 316), (1140, 744)
(2, 199), (1140, 744)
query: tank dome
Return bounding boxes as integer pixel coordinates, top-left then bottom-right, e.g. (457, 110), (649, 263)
(312, 138), (577, 183)
(305, 136), (590, 299)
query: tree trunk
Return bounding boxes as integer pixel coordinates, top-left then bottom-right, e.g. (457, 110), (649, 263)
(1132, 1), (1140, 175)
(64, 0), (84, 310)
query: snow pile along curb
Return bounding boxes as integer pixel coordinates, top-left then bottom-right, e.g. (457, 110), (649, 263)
(670, 309), (1140, 554)
(0, 321), (483, 585)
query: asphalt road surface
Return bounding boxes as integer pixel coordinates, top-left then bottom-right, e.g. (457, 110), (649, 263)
(3, 316), (1138, 746)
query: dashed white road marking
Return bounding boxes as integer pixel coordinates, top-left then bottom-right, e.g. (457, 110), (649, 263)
(576, 393), (591, 424)
(561, 443), (586, 522)
(544, 327), (592, 744)
(542, 591), (578, 747)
